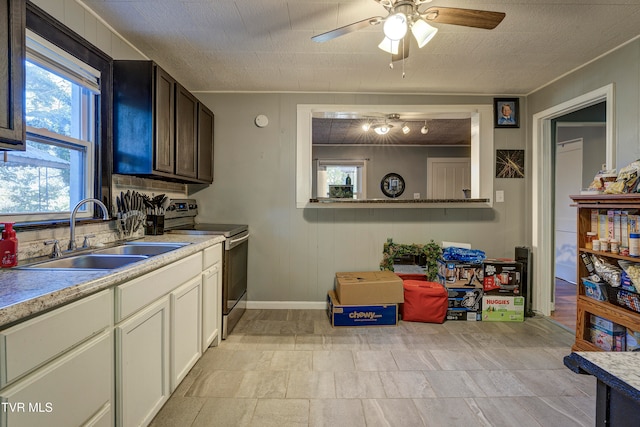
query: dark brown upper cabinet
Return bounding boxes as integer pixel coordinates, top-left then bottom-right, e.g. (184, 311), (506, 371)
(113, 60), (213, 184)
(175, 83), (198, 179)
(0, 0), (26, 150)
(197, 103), (214, 183)
(154, 67), (175, 175)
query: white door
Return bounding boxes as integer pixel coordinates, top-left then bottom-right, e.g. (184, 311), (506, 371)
(555, 138), (583, 283)
(427, 157), (471, 199)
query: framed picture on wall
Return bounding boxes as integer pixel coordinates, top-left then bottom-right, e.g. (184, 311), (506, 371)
(496, 149), (525, 178)
(494, 98), (519, 128)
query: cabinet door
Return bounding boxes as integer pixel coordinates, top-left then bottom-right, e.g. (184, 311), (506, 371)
(115, 297), (170, 427)
(0, 0), (25, 150)
(170, 276), (202, 392)
(202, 261), (221, 351)
(0, 289), (112, 388)
(175, 84), (198, 178)
(0, 330), (113, 427)
(197, 102), (214, 182)
(154, 66), (175, 174)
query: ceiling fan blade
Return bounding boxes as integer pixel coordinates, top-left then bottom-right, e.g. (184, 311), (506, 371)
(422, 7), (505, 30)
(391, 35), (410, 62)
(312, 16), (383, 43)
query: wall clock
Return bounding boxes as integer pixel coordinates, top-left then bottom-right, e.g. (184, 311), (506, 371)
(380, 173), (405, 198)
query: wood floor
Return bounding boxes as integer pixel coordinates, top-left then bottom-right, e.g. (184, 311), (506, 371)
(150, 309), (595, 426)
(550, 278), (577, 331)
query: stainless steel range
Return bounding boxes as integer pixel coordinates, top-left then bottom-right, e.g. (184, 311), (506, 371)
(164, 199), (248, 339)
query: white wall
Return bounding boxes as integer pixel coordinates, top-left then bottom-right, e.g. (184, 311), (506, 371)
(312, 145), (470, 200)
(191, 93), (528, 303)
(528, 40), (640, 171)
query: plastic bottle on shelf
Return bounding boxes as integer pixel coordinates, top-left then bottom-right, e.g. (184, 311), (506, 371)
(0, 223), (18, 268)
(630, 233), (640, 257)
(585, 231), (597, 249)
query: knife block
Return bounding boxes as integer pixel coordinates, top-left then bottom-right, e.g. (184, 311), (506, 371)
(145, 215), (164, 235)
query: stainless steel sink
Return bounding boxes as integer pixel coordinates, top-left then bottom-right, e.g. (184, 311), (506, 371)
(19, 254), (149, 270)
(94, 242), (188, 256)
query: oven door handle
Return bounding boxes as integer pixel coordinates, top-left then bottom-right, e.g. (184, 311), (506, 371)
(228, 233), (250, 247)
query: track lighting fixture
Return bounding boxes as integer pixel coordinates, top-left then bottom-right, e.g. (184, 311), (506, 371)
(420, 120), (429, 134)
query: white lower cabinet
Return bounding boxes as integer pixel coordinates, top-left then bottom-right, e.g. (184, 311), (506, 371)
(170, 277), (202, 391)
(115, 297), (170, 427)
(0, 242), (223, 427)
(201, 258), (221, 351)
(0, 330), (113, 427)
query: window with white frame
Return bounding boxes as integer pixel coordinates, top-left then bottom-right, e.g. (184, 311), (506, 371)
(0, 32), (99, 221)
(316, 160), (367, 199)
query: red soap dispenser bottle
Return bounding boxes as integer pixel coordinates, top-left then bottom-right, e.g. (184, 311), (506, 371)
(1, 223), (18, 268)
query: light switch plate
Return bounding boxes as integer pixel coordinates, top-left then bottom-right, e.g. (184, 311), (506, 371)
(496, 190), (505, 203)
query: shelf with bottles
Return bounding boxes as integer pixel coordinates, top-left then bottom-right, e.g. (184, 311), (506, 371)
(571, 194), (640, 352)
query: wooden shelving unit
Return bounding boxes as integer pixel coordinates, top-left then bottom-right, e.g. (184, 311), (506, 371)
(571, 194), (640, 352)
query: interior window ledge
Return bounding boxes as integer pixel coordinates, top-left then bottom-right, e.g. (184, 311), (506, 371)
(306, 198), (493, 208)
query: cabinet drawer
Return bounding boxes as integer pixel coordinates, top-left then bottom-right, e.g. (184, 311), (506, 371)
(115, 253), (201, 322)
(0, 330), (112, 427)
(0, 289), (112, 388)
(203, 243), (222, 270)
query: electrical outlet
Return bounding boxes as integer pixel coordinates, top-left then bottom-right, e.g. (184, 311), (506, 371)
(413, 193), (420, 199)
(496, 190), (505, 203)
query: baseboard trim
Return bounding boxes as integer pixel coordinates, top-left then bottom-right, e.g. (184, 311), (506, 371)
(246, 301), (326, 310)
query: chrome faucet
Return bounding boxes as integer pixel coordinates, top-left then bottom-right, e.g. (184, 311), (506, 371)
(69, 198), (109, 251)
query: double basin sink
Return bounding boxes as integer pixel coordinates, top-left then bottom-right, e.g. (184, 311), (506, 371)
(19, 242), (189, 271)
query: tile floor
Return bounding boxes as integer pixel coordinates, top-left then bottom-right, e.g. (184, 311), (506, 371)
(150, 309), (596, 427)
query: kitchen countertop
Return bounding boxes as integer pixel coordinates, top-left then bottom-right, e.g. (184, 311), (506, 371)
(0, 234), (225, 329)
(564, 351), (640, 403)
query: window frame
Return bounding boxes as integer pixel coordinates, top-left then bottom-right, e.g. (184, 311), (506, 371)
(315, 159), (367, 200)
(20, 1), (113, 224)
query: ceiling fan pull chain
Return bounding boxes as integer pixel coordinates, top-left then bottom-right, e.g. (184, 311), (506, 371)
(402, 38), (406, 78)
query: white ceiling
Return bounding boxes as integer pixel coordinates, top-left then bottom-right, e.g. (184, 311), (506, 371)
(82, 0), (640, 95)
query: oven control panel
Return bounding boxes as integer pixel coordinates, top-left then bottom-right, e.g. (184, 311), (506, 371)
(166, 199), (198, 219)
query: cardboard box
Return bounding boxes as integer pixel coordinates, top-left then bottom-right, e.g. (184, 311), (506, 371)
(326, 291), (398, 327)
(446, 309), (481, 321)
(590, 315), (626, 333)
(590, 327), (625, 351)
(436, 258), (483, 287)
(589, 315), (626, 351)
(482, 261), (522, 295)
(444, 286), (483, 320)
(582, 277), (608, 301)
(446, 286), (483, 309)
(626, 329), (640, 351)
(481, 295), (525, 322)
(334, 271), (404, 305)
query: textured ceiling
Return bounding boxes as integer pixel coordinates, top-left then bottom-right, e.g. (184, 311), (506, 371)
(82, 0), (640, 95)
(312, 118), (470, 145)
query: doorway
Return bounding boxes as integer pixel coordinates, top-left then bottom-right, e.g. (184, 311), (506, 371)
(555, 138), (583, 284)
(532, 84), (614, 317)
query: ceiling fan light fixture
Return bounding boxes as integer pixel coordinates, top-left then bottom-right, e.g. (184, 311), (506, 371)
(411, 18), (438, 48)
(402, 123), (410, 134)
(383, 13), (408, 40)
(378, 36), (400, 54)
(374, 123), (392, 135)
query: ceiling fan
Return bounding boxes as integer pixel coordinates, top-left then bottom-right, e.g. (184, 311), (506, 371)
(312, 0), (505, 62)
